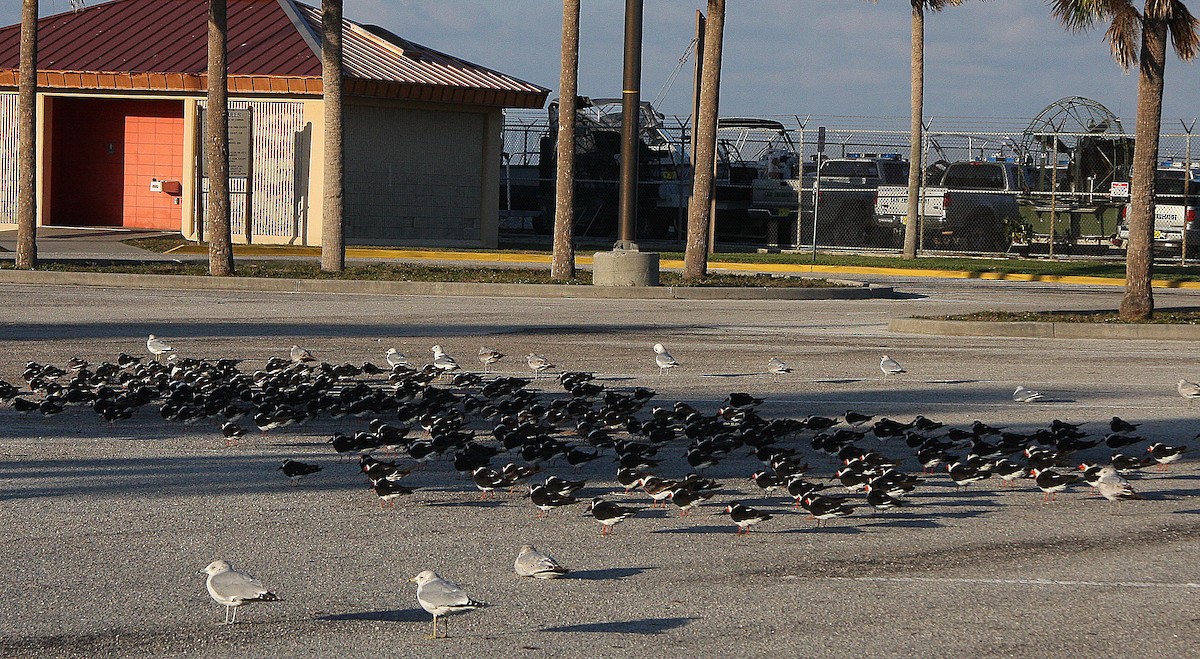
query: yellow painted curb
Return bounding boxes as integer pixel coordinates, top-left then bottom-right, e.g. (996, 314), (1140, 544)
(160, 244), (1200, 290)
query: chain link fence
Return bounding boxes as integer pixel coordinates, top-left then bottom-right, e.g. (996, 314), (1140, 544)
(503, 106), (1199, 257)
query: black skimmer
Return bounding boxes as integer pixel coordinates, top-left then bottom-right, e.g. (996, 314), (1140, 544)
(1147, 442), (1187, 470)
(1030, 468), (1080, 501)
(277, 459), (321, 485)
(528, 484), (578, 517)
(947, 462), (991, 489)
(802, 495), (856, 527)
(373, 479), (416, 507)
(668, 486), (713, 516)
(724, 502), (772, 534)
(585, 498), (638, 535)
(221, 421), (246, 447)
(1109, 416), (1139, 434)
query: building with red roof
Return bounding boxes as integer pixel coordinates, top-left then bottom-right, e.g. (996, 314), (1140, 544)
(0, 0), (548, 247)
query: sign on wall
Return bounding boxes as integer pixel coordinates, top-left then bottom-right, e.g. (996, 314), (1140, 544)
(198, 108), (253, 178)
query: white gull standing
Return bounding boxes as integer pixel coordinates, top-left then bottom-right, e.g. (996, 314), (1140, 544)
(411, 570), (487, 639)
(653, 343), (679, 375)
(1177, 379), (1200, 398)
(201, 560), (280, 624)
(385, 348), (410, 369)
(146, 334), (173, 362)
(431, 345), (460, 373)
(879, 354), (905, 377)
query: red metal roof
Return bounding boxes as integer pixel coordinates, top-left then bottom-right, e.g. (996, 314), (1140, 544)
(0, 0), (547, 108)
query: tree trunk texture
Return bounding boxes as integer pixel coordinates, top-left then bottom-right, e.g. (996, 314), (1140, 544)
(206, 0), (233, 276)
(1121, 15), (1168, 321)
(321, 0), (346, 272)
(682, 0), (725, 280)
(902, 6), (924, 260)
(15, 0), (38, 269)
(552, 0), (580, 280)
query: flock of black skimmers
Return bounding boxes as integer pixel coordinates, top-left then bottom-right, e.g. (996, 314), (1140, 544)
(1, 339), (1191, 536)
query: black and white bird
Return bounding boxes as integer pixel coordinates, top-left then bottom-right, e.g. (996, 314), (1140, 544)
(724, 502), (772, 534)
(585, 498), (638, 535)
(411, 571), (487, 639)
(653, 343), (679, 375)
(528, 484), (578, 517)
(514, 544), (570, 579)
(1030, 468), (1080, 501)
(1147, 442), (1187, 470)
(373, 479), (417, 507)
(277, 459), (321, 485)
(201, 560), (280, 625)
(221, 421), (246, 447)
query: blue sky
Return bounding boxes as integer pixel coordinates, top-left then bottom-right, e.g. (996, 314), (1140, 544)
(11, 0), (1200, 129)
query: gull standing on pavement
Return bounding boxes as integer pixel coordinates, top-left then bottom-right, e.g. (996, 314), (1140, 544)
(146, 334), (173, 362)
(411, 570), (487, 638)
(653, 343), (679, 375)
(880, 354), (904, 377)
(201, 560), (280, 625)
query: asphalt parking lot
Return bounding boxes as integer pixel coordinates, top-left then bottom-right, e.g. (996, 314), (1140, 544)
(1, 279), (1198, 657)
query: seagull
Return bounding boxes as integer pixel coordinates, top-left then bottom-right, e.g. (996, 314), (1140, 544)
(526, 353), (554, 379)
(290, 345), (316, 363)
(514, 545), (570, 579)
(1095, 478), (1144, 502)
(653, 343), (678, 375)
(1012, 385), (1044, 403)
(385, 348), (410, 369)
(879, 355), (904, 377)
(277, 459), (322, 486)
(478, 347), (505, 372)
(411, 571), (487, 639)
(431, 345), (460, 373)
(767, 357), (792, 376)
(1178, 380), (1200, 398)
(201, 560), (279, 625)
(146, 334), (173, 362)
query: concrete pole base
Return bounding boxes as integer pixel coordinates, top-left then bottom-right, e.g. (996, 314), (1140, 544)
(592, 250), (660, 286)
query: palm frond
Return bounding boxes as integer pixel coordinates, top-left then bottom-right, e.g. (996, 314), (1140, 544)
(1167, 0), (1200, 61)
(925, 0), (966, 12)
(1106, 2), (1143, 69)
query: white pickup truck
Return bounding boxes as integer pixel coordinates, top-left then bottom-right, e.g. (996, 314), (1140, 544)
(873, 160), (1026, 252)
(1114, 166), (1200, 255)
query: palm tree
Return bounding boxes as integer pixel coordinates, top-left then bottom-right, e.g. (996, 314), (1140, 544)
(320, 0), (345, 272)
(873, 1), (963, 260)
(1052, 1), (1199, 320)
(15, 0), (38, 269)
(552, 0), (581, 280)
(206, 0), (233, 276)
(682, 0), (726, 280)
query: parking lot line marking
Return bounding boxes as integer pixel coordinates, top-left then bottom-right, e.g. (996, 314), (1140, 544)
(828, 576), (1200, 589)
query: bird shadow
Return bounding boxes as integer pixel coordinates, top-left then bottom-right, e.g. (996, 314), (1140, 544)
(813, 378), (866, 384)
(651, 524), (731, 534)
(857, 515), (944, 529)
(699, 373), (760, 378)
(424, 499), (508, 508)
(780, 525), (863, 534)
(568, 567), (653, 581)
(318, 608), (427, 623)
(1172, 508), (1200, 516)
(541, 617), (696, 635)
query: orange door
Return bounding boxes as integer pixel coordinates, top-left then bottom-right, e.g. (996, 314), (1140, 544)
(122, 104), (184, 230)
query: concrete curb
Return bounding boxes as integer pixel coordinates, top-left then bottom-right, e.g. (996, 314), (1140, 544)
(0, 269), (894, 301)
(889, 317), (1200, 341)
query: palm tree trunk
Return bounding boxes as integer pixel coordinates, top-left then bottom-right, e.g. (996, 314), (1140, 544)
(15, 0), (38, 270)
(552, 0), (580, 280)
(206, 0), (233, 276)
(682, 0), (725, 280)
(902, 4), (924, 260)
(1120, 15), (1168, 321)
(320, 0), (345, 272)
